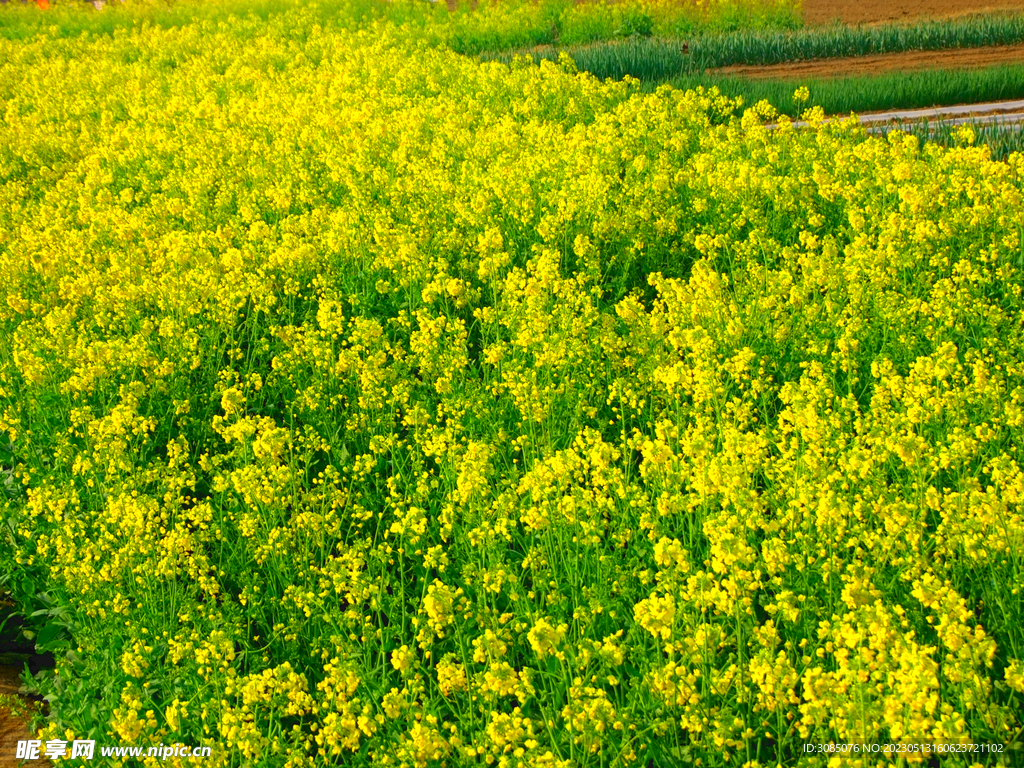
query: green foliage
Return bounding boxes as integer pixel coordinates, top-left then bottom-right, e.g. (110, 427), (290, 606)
(662, 64), (1024, 118)
(0, 0), (802, 49)
(2, 2), (1024, 767)
(884, 118), (1024, 163)
(483, 13), (1024, 78)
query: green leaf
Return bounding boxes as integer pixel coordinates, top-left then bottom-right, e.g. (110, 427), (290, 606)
(35, 621), (63, 651)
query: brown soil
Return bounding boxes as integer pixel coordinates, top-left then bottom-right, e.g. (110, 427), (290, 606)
(0, 667), (49, 768)
(710, 42), (1024, 79)
(802, 0), (1024, 26)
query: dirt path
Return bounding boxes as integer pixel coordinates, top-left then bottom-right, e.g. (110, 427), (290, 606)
(802, 0), (1024, 26)
(762, 98), (1024, 130)
(850, 97), (1024, 120)
(0, 666), (48, 768)
(710, 42), (1024, 79)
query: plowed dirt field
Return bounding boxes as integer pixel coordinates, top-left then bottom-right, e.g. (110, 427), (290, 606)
(802, 0), (1024, 26)
(0, 666), (47, 768)
(712, 42), (1024, 79)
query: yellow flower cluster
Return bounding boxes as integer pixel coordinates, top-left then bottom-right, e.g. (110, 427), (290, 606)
(0, 1), (1022, 766)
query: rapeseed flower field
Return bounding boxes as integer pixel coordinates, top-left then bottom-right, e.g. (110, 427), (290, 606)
(0, 1), (1022, 766)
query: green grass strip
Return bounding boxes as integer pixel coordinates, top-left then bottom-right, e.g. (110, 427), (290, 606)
(892, 118), (1024, 161)
(482, 13), (1024, 79)
(652, 64), (1024, 118)
(0, 0), (801, 48)
(0, 0), (357, 41)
